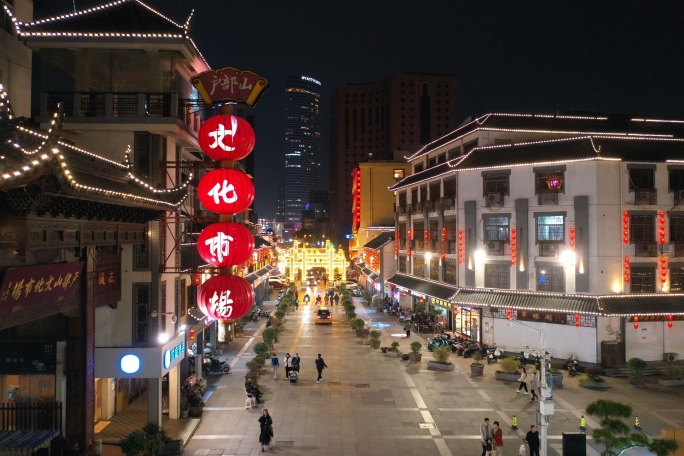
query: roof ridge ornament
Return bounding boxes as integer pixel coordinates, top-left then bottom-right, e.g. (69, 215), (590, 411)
(184, 9), (195, 36)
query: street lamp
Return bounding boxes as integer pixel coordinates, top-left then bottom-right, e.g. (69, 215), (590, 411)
(507, 319), (553, 456)
(150, 310), (178, 324)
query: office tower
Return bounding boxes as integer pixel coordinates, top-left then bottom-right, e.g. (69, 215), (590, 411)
(330, 73), (457, 242)
(284, 75), (322, 228)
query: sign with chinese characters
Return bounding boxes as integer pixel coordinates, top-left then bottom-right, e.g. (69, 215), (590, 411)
(198, 114), (255, 161)
(191, 67), (269, 106)
(197, 222), (254, 267)
(93, 249), (121, 308)
(516, 309), (567, 325)
(0, 262), (84, 314)
(163, 341), (186, 369)
(429, 297), (452, 309)
(197, 275), (253, 321)
(197, 168), (255, 214)
(0, 341), (56, 374)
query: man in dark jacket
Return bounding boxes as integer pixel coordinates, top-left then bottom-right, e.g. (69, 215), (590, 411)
(526, 425), (540, 456)
(245, 377), (262, 403)
(315, 353), (327, 383)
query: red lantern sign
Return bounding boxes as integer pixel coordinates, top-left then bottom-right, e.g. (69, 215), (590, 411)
(546, 175), (563, 190)
(198, 169), (255, 214)
(197, 275), (253, 321)
(197, 223), (254, 267)
(198, 115), (256, 161)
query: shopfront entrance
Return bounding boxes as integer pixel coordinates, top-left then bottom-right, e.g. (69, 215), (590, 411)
(454, 307), (481, 342)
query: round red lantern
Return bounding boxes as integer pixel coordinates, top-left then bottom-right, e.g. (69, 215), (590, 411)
(197, 222), (254, 267)
(198, 114), (255, 161)
(198, 169), (255, 214)
(197, 275), (253, 321)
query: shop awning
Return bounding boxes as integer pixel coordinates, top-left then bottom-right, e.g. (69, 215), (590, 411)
(360, 267), (375, 277)
(363, 232), (395, 250)
(369, 273), (379, 281)
(453, 288), (602, 315)
(598, 294), (684, 316)
(188, 307), (206, 321)
(0, 430), (59, 456)
(387, 273), (459, 301)
(245, 266), (271, 286)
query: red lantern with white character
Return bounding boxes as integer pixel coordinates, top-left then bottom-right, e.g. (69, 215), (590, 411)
(197, 275), (253, 321)
(198, 114), (255, 161)
(197, 222), (254, 267)
(198, 168), (255, 214)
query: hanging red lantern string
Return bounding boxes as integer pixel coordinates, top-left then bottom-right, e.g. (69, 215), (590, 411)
(197, 222), (255, 267)
(198, 114), (256, 161)
(198, 275), (254, 321)
(198, 168), (255, 214)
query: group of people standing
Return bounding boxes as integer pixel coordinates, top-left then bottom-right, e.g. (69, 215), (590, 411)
(269, 352), (301, 380)
(515, 366), (554, 401)
(480, 417), (540, 456)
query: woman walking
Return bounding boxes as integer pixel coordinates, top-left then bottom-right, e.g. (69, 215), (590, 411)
(530, 371), (539, 401)
(516, 367), (529, 394)
(492, 421), (504, 456)
(258, 409), (273, 452)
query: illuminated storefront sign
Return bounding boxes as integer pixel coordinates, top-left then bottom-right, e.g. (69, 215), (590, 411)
(301, 76), (321, 85)
(164, 341), (186, 369)
(191, 67), (269, 106)
(120, 354), (141, 374)
(0, 262), (84, 313)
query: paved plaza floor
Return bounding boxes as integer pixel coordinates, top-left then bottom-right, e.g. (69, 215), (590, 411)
(180, 290), (684, 456)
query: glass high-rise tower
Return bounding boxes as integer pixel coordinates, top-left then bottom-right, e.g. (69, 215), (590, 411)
(284, 75), (322, 227)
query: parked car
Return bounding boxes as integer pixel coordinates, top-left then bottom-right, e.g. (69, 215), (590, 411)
(268, 279), (286, 289)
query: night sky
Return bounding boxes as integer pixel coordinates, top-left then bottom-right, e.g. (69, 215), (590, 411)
(41, 1), (684, 219)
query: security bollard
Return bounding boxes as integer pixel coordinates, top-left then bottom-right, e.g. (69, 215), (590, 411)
(579, 415), (586, 432)
(634, 416), (641, 430)
(512, 414), (518, 430)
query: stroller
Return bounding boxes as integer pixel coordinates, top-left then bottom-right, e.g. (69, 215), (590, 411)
(289, 369), (299, 384)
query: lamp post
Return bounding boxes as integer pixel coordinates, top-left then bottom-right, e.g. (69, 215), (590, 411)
(507, 319), (552, 456)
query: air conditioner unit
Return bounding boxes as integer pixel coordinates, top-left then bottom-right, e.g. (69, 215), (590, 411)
(635, 188), (656, 205)
(540, 243), (558, 257)
(486, 240), (504, 255)
(662, 244), (674, 257)
(664, 352), (679, 362)
(486, 193), (503, 208)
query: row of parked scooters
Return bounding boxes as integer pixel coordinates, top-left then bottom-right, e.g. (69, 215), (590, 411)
(425, 333), (502, 364)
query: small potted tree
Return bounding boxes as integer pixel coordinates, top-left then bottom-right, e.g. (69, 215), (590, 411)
(262, 327), (277, 348)
(659, 364), (684, 387)
(120, 423), (172, 456)
(579, 367), (610, 389)
(387, 341), (402, 358)
(369, 330), (382, 349)
(628, 357), (647, 388)
(361, 290), (372, 304)
(352, 318), (366, 337)
(470, 350), (485, 376)
(409, 341), (423, 362)
(495, 358), (521, 381)
(427, 346), (454, 371)
(179, 397), (190, 418)
(548, 361), (564, 388)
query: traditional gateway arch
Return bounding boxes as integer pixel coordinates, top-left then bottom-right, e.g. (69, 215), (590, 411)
(284, 240), (348, 283)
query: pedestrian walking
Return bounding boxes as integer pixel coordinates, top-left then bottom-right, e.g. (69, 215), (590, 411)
(284, 353), (292, 379)
(492, 421), (503, 456)
(292, 353), (300, 372)
(258, 409), (273, 452)
(530, 371), (539, 401)
(404, 322), (411, 338)
(526, 425), (540, 456)
(315, 353), (327, 383)
(333, 293), (339, 305)
(546, 370), (554, 400)
(271, 353), (279, 380)
(480, 417), (492, 456)
(516, 367), (529, 394)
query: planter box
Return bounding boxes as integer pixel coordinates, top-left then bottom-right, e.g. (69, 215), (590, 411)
(427, 361), (454, 371)
(386, 351), (402, 358)
(580, 381), (610, 389)
(629, 374), (646, 388)
(409, 353), (422, 362)
(370, 340), (381, 349)
(548, 372), (564, 388)
(495, 372), (520, 381)
(470, 364), (485, 377)
(658, 379), (684, 387)
(157, 440), (183, 455)
(188, 406), (203, 417)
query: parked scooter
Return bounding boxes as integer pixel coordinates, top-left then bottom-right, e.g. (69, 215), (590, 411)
(486, 344), (501, 364)
(567, 356), (580, 377)
(426, 334), (450, 352)
(203, 356), (231, 375)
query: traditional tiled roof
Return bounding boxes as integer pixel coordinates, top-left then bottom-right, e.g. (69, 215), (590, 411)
(363, 232), (395, 250)
(387, 273), (459, 301)
(453, 288), (602, 315)
(406, 112), (684, 161)
(388, 160), (457, 191)
(8, 0), (209, 67)
(0, 114), (190, 212)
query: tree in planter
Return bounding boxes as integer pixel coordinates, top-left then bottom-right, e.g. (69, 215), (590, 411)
(389, 341), (401, 353)
(275, 310), (285, 321)
(431, 346), (451, 364)
(180, 397), (190, 417)
(415, 304), (425, 315)
(352, 318), (365, 335)
(628, 357), (647, 387)
(346, 310), (357, 321)
(262, 327), (277, 347)
(409, 341), (423, 362)
(361, 290), (372, 303)
(369, 330), (382, 348)
(586, 399), (678, 456)
(245, 357), (262, 377)
(119, 423), (171, 456)
(498, 357), (521, 374)
(253, 342), (270, 359)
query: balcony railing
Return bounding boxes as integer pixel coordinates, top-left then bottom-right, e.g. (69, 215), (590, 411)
(43, 91), (205, 134)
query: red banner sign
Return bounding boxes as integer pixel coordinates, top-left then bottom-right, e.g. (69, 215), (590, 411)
(191, 67), (269, 107)
(0, 262), (84, 313)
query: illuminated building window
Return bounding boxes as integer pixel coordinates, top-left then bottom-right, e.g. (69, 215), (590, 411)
(484, 264), (510, 289)
(394, 169), (405, 180)
(536, 265), (564, 292)
(630, 266), (656, 293)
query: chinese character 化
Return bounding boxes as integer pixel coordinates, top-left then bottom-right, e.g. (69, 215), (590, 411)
(208, 181), (238, 205)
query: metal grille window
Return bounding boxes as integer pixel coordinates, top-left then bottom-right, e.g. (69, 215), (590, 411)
(420, 185), (427, 202)
(429, 182), (440, 200)
(670, 267), (684, 292)
(630, 168), (654, 190)
(483, 174), (510, 195)
(443, 178), (456, 198)
(536, 265), (564, 292)
(413, 257), (426, 277)
(669, 169), (684, 191)
(133, 244), (150, 270)
(398, 192), (407, 207)
(429, 220), (439, 244)
(670, 216), (684, 248)
(399, 255), (407, 273)
(133, 284), (150, 343)
(484, 216), (510, 242)
(414, 221), (424, 251)
(399, 223), (407, 249)
(429, 261), (440, 280)
(411, 188), (418, 204)
(445, 218), (457, 254)
(484, 264), (510, 289)
(630, 214), (655, 244)
(536, 215), (565, 242)
(443, 260), (457, 284)
(630, 266), (655, 293)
